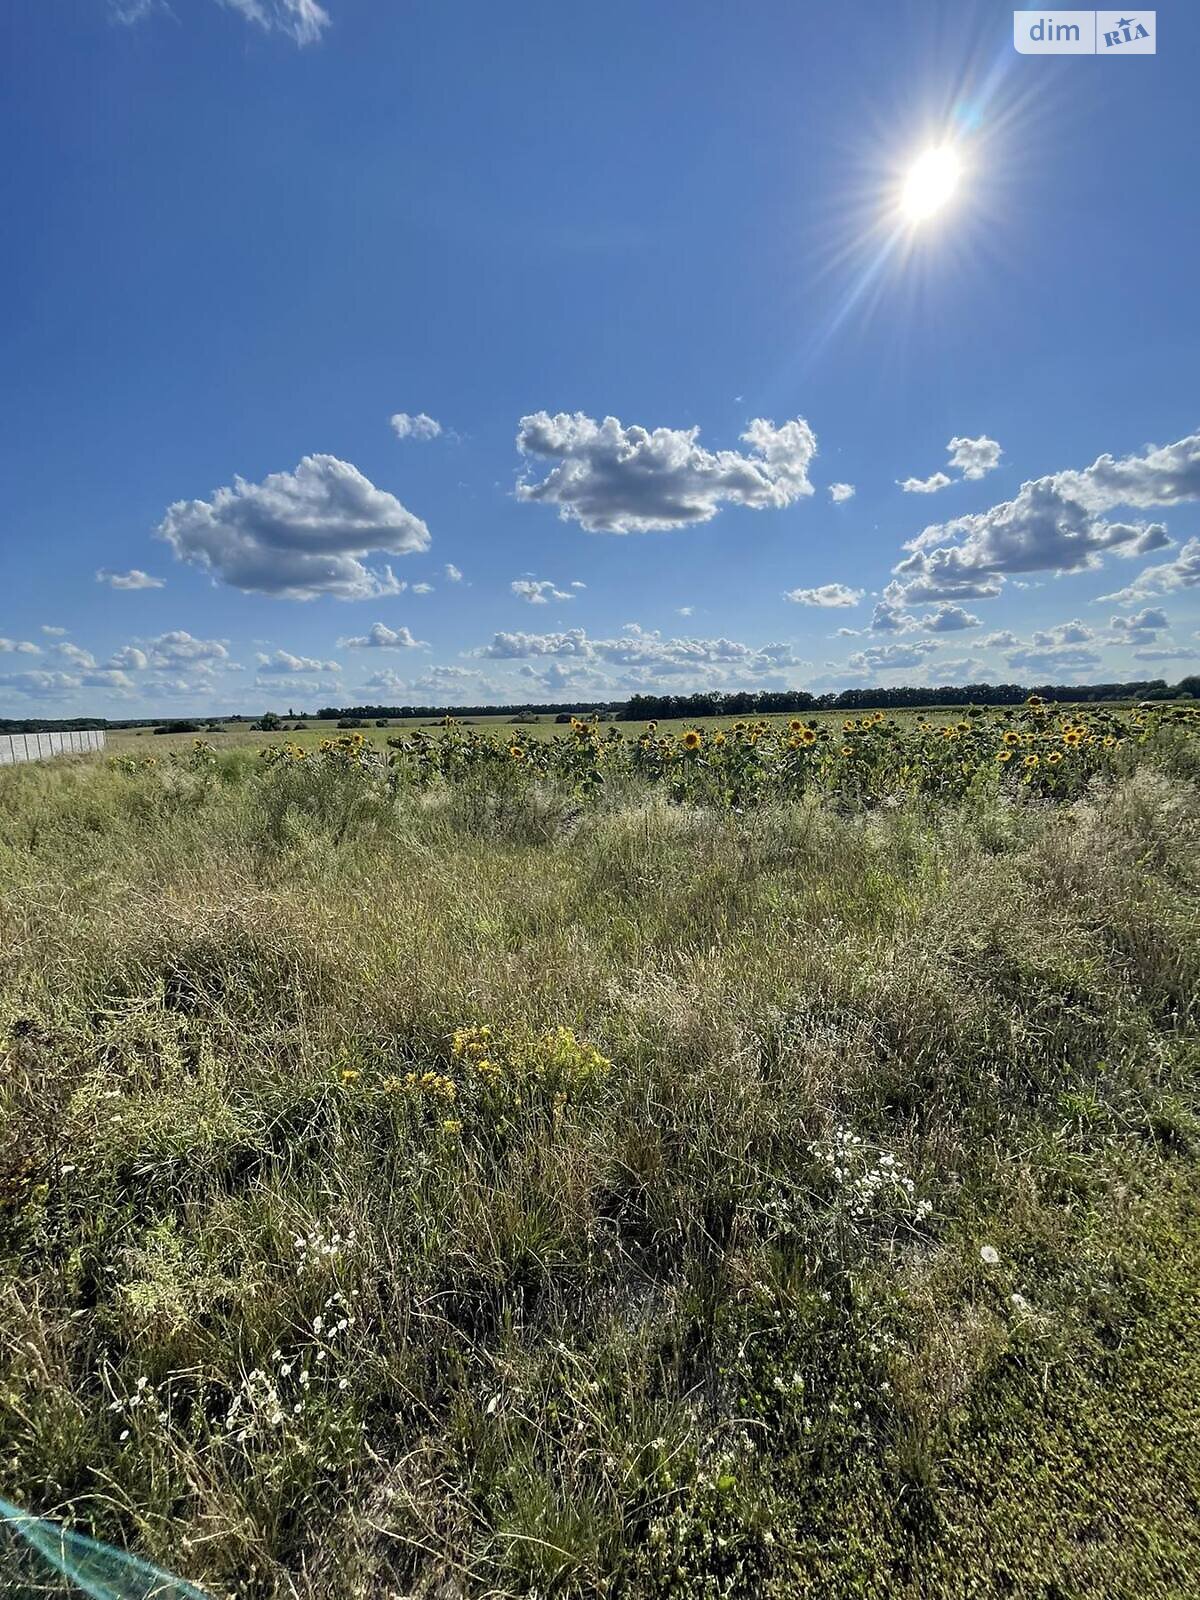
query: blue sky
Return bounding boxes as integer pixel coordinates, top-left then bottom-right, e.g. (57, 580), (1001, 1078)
(1, 0), (1197, 715)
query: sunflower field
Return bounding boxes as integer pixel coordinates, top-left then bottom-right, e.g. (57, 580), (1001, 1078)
(245, 698), (1200, 813)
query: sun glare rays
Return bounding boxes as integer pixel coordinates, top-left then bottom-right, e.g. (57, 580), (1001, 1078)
(775, 20), (1059, 383)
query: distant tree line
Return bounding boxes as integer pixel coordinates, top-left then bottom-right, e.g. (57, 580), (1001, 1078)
(313, 676), (1197, 726)
(620, 677), (1199, 719)
(0, 716), (110, 734)
(3, 676), (1196, 737)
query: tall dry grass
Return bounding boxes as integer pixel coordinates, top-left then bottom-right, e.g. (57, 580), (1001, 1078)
(0, 748), (1198, 1598)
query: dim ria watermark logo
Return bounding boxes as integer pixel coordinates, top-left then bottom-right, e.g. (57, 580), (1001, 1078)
(1014, 11), (1156, 53)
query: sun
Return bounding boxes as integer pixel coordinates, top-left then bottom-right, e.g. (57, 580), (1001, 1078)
(899, 146), (963, 222)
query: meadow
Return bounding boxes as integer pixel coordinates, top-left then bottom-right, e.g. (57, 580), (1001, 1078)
(2, 702), (1199, 1598)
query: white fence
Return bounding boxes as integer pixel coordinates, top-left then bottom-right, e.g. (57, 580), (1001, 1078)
(0, 729), (107, 765)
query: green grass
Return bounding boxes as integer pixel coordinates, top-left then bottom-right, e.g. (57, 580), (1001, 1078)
(0, 737), (1198, 1598)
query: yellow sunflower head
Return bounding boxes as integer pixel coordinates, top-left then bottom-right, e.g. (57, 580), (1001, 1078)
(800, 726), (817, 745)
(682, 729), (702, 751)
(1024, 753), (1040, 768)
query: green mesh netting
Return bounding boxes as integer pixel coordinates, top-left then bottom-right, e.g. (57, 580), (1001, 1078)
(0, 1498), (210, 1599)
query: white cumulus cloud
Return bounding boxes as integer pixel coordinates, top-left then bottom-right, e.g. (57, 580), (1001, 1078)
(512, 578), (574, 605)
(107, 631), (232, 672)
(156, 454), (429, 601)
(898, 472), (953, 495)
(844, 640), (939, 674)
(1108, 607), (1169, 640)
(891, 431), (1200, 607)
(515, 411), (817, 533)
(1099, 536), (1200, 602)
(55, 642), (97, 670)
(337, 622), (427, 650)
(390, 412), (443, 441)
(922, 603), (982, 633)
(947, 435), (1003, 480)
(899, 436), (1002, 496)
(0, 670), (83, 698)
(97, 568), (165, 590)
(256, 649), (341, 675)
(480, 624), (800, 682)
(783, 583), (864, 608)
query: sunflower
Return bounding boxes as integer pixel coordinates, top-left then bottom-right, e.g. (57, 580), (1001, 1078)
(713, 731), (727, 747)
(800, 726), (817, 746)
(840, 744), (854, 757)
(996, 749), (1013, 763)
(1023, 753), (1040, 768)
(843, 719), (856, 732)
(508, 745), (525, 761)
(681, 729), (702, 751)
(1047, 750), (1063, 765)
(1026, 694), (1044, 709)
(1003, 730), (1021, 748)
(1062, 729), (1083, 749)
(789, 718), (804, 733)
(1103, 734), (1117, 747)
